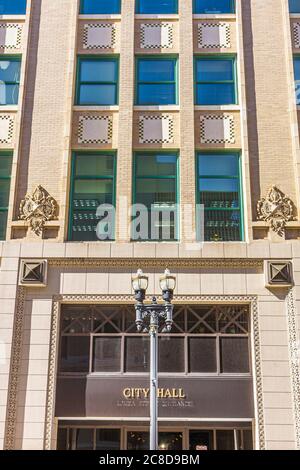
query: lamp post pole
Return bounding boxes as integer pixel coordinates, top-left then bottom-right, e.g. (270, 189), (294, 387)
(132, 269), (176, 451)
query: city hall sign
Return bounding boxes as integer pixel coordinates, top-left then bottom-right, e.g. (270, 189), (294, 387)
(122, 388), (186, 399)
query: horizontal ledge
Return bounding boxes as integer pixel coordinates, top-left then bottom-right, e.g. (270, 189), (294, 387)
(252, 221), (300, 228)
(56, 417), (251, 422)
(193, 14), (236, 19)
(78, 15), (121, 20)
(135, 14), (179, 20)
(134, 105), (180, 111)
(195, 105), (240, 111)
(73, 106), (119, 112)
(10, 220), (60, 228)
(0, 106), (18, 112)
(0, 15), (26, 21)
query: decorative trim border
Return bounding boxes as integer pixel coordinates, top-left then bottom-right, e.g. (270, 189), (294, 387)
(286, 289), (300, 449)
(44, 294), (265, 450)
(3, 287), (26, 450)
(48, 258), (262, 270)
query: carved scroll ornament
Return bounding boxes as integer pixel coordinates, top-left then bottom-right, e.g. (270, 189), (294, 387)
(19, 185), (58, 236)
(257, 186), (295, 235)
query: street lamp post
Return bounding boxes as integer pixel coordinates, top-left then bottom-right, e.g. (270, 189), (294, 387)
(132, 269), (176, 451)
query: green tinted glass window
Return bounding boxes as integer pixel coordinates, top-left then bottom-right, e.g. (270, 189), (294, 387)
(69, 153), (116, 241)
(197, 153), (243, 242)
(133, 153), (178, 241)
(0, 153), (12, 240)
(0, 58), (21, 105)
(76, 58), (118, 106)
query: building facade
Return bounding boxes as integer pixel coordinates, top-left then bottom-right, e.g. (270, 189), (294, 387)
(0, 0), (300, 451)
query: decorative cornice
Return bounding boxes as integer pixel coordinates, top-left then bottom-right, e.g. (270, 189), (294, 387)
(49, 258), (262, 270)
(4, 287), (26, 450)
(44, 293), (265, 450)
(286, 289), (300, 449)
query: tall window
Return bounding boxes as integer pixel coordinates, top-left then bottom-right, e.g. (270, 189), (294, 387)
(69, 153), (116, 242)
(0, 0), (26, 14)
(194, 0), (235, 13)
(136, 58), (177, 105)
(80, 0), (120, 14)
(197, 153), (243, 242)
(76, 58), (118, 106)
(58, 304), (250, 375)
(0, 153), (12, 240)
(136, 0), (178, 14)
(133, 153), (178, 241)
(289, 0), (300, 13)
(294, 57), (300, 104)
(195, 57), (236, 105)
(0, 58), (21, 105)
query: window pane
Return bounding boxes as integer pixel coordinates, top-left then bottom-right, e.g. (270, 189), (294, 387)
(0, 156), (12, 177)
(290, 0), (300, 13)
(243, 430), (253, 450)
(203, 209), (241, 242)
(127, 432), (149, 450)
(125, 337), (150, 372)
(0, 0), (26, 15)
(199, 154), (238, 177)
(138, 59), (175, 82)
(74, 180), (113, 204)
(93, 337), (121, 372)
(60, 336), (90, 373)
(96, 429), (121, 450)
(189, 430), (214, 451)
(158, 432), (183, 451)
(79, 84), (116, 105)
(75, 154), (114, 177)
(0, 83), (20, 105)
(197, 59), (233, 82)
(57, 428), (68, 450)
(194, 0), (234, 14)
(159, 337), (184, 372)
(189, 337), (217, 372)
(80, 60), (117, 83)
(200, 177), (239, 194)
(136, 179), (176, 207)
(0, 60), (21, 82)
(138, 83), (176, 105)
(80, 0), (120, 14)
(0, 211), (8, 240)
(0, 180), (10, 207)
(136, 154), (177, 177)
(220, 337), (250, 373)
(137, 0), (177, 14)
(216, 430), (235, 450)
(76, 429), (94, 450)
(197, 83), (235, 105)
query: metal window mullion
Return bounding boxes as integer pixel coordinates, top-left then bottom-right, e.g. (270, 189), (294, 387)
(216, 335), (221, 374)
(121, 335), (125, 374)
(89, 334), (93, 373)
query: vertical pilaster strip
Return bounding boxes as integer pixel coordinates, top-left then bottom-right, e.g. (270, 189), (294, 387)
(44, 297), (60, 450)
(4, 287), (25, 450)
(286, 289), (300, 449)
(116, 0), (135, 242)
(178, 0), (196, 243)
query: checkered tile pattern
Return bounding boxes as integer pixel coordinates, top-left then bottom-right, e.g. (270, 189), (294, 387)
(198, 22), (231, 49)
(0, 23), (22, 50)
(139, 115), (174, 144)
(78, 115), (113, 144)
(200, 115), (235, 144)
(140, 23), (173, 49)
(83, 23), (116, 50)
(293, 22), (300, 48)
(0, 114), (14, 145)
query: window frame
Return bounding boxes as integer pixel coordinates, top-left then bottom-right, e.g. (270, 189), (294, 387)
(135, 56), (178, 106)
(132, 151), (180, 242)
(68, 152), (117, 242)
(196, 151), (244, 242)
(75, 56), (119, 106)
(58, 304), (252, 377)
(136, 0), (178, 14)
(194, 55), (237, 106)
(0, 56), (21, 106)
(79, 0), (121, 15)
(0, 152), (12, 241)
(193, 0), (235, 14)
